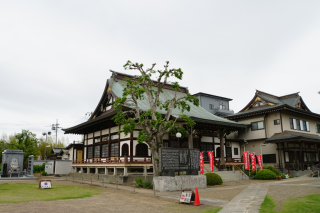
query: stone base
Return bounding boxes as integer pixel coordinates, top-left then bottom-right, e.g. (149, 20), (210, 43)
(153, 175), (207, 192)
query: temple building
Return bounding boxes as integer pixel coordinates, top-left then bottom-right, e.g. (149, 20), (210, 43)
(226, 90), (320, 173)
(63, 71), (246, 175)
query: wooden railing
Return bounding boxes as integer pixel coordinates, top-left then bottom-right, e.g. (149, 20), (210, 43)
(73, 156), (152, 165)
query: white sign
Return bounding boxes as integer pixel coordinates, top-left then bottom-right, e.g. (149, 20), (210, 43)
(40, 180), (52, 189)
(180, 191), (192, 204)
(45, 165), (51, 169)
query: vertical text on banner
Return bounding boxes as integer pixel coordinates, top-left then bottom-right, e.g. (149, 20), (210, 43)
(256, 154), (263, 170)
(243, 152), (249, 170)
(200, 152), (204, 174)
(250, 153), (256, 171)
(208, 151), (214, 172)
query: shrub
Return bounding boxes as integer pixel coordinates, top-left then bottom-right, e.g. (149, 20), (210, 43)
(142, 180), (153, 188)
(280, 173), (287, 179)
(41, 171), (47, 176)
(264, 166), (279, 175)
(33, 163), (45, 173)
(134, 176), (144, 187)
(255, 169), (277, 180)
(289, 174), (293, 178)
(205, 173), (223, 186)
(134, 176), (152, 188)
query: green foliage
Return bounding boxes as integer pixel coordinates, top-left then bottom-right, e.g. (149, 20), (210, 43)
(289, 174), (293, 178)
(40, 171), (47, 176)
(260, 194), (320, 213)
(264, 166), (280, 175)
(134, 176), (153, 188)
(33, 163), (45, 173)
(0, 183), (101, 203)
(204, 173), (223, 185)
(280, 173), (286, 179)
(255, 169), (277, 180)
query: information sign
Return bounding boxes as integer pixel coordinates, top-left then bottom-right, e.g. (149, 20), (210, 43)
(179, 191), (193, 204)
(39, 180), (52, 189)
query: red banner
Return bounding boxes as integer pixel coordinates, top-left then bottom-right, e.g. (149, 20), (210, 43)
(256, 154), (263, 170)
(208, 151), (214, 172)
(250, 153), (256, 171)
(200, 152), (204, 174)
(243, 152), (249, 170)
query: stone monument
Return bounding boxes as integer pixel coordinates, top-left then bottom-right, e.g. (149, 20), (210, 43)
(1, 150), (24, 177)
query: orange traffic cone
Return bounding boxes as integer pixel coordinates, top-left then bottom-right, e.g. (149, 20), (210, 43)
(193, 187), (203, 206)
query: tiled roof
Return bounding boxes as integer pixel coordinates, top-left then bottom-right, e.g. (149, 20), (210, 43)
(265, 131), (320, 143)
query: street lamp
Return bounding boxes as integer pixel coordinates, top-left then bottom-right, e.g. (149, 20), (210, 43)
(260, 144), (266, 164)
(42, 131), (51, 162)
(176, 132), (181, 148)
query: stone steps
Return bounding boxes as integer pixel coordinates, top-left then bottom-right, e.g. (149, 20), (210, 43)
(203, 164), (249, 182)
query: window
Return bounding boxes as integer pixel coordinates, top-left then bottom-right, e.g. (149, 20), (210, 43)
(102, 136), (109, 142)
(94, 138), (100, 143)
(94, 146), (100, 158)
(290, 118), (297, 129)
(220, 105), (226, 110)
(136, 143), (148, 156)
(209, 104), (214, 110)
(234, 148), (239, 155)
(87, 146), (93, 159)
(110, 143), (119, 157)
(274, 119), (280, 125)
(316, 123), (320, 133)
(262, 154), (276, 163)
(163, 141), (169, 147)
(306, 121), (310, 131)
(296, 119), (301, 130)
(251, 121), (264, 130)
(300, 120), (304, 130)
(101, 144), (109, 157)
(122, 144), (129, 156)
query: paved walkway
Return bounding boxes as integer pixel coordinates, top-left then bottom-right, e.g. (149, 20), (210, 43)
(218, 183), (269, 213)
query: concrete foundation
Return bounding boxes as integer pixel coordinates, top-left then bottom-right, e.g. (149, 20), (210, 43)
(215, 171), (249, 182)
(289, 170), (312, 177)
(153, 175), (207, 192)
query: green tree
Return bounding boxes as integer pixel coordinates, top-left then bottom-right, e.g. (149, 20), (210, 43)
(112, 61), (199, 176)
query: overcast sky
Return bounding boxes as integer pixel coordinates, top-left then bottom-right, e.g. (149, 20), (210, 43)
(1, 0), (320, 144)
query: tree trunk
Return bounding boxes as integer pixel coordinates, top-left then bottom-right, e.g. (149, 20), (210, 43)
(151, 149), (160, 176)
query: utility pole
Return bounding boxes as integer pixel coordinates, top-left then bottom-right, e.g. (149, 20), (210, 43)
(51, 119), (62, 147)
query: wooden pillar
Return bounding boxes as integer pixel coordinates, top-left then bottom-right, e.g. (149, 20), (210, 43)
(100, 129), (102, 159)
(277, 143), (281, 169)
(118, 125), (121, 157)
(188, 125), (193, 149)
(108, 127), (111, 158)
(130, 132), (133, 161)
(212, 136), (215, 158)
(294, 143), (298, 171)
(300, 143), (303, 171)
(219, 133), (225, 167)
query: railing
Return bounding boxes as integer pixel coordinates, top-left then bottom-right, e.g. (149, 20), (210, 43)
(73, 156), (152, 165)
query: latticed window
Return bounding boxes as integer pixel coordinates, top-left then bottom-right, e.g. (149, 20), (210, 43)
(94, 146), (100, 158)
(102, 136), (109, 142)
(87, 147), (93, 159)
(110, 143), (119, 157)
(94, 137), (100, 143)
(102, 144), (109, 157)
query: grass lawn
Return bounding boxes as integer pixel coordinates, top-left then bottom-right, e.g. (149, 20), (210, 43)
(260, 194), (320, 213)
(0, 183), (101, 203)
(201, 208), (222, 213)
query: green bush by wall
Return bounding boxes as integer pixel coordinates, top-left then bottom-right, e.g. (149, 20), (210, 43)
(255, 169), (277, 180)
(264, 166), (279, 175)
(205, 173), (223, 185)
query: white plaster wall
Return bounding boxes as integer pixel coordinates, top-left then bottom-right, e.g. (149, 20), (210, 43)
(133, 130), (139, 137)
(88, 133), (93, 138)
(238, 117), (266, 140)
(135, 124), (143, 129)
(120, 132), (130, 139)
(244, 139), (278, 165)
(214, 144), (226, 157)
(84, 147), (87, 160)
(201, 136), (213, 142)
(94, 131), (100, 137)
(265, 113), (282, 138)
(102, 129), (109, 135)
(55, 160), (72, 175)
(214, 137), (219, 143)
(110, 126), (119, 133)
(61, 152), (69, 160)
(69, 147), (74, 161)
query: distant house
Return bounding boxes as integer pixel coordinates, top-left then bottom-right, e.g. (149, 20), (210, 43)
(47, 148), (69, 160)
(227, 90), (320, 173)
(193, 92), (234, 117)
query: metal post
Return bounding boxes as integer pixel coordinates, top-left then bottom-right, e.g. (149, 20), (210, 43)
(133, 181), (136, 193)
(153, 182), (156, 197)
(91, 174), (92, 185)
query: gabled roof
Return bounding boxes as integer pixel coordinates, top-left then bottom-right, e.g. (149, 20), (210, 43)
(227, 90), (319, 120)
(265, 131), (320, 143)
(63, 71), (246, 134)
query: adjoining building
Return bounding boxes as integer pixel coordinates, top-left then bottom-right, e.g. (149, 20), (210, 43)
(193, 92), (234, 117)
(63, 71), (246, 175)
(226, 90), (320, 173)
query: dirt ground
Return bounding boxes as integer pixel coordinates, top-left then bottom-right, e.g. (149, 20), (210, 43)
(0, 179), (219, 213)
(200, 188), (245, 201)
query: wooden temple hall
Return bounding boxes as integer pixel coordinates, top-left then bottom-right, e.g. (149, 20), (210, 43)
(63, 71), (247, 175)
